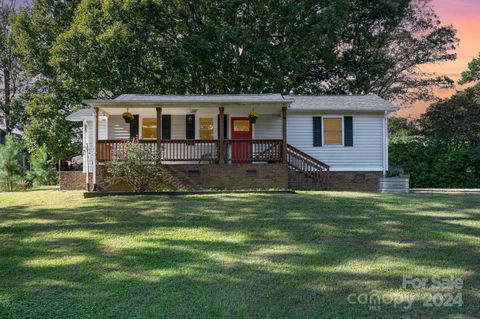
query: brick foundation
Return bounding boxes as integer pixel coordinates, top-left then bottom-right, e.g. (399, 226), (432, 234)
(328, 171), (382, 192)
(289, 170), (382, 192)
(95, 163), (289, 191)
(61, 165), (380, 192)
(59, 171), (92, 190)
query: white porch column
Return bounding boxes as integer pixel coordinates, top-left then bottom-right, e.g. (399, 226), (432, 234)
(282, 106), (287, 164)
(383, 110), (388, 176)
(92, 107), (99, 191)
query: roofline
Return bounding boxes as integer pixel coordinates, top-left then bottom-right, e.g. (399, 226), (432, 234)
(83, 98), (294, 108)
(81, 94), (397, 112)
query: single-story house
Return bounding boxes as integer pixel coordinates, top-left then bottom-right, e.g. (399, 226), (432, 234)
(62, 94), (396, 192)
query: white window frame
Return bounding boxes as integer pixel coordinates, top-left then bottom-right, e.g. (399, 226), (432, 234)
(139, 115), (157, 140)
(197, 116), (216, 140)
(322, 116), (344, 146)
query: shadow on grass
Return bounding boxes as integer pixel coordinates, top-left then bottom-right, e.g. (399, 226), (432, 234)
(0, 192), (479, 318)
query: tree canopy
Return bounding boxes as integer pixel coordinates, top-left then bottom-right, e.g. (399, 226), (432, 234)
(8, 0), (458, 161)
(45, 0), (457, 101)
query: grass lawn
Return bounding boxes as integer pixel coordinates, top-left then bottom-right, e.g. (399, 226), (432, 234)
(0, 189), (479, 318)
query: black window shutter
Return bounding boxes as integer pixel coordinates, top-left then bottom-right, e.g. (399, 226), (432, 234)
(162, 115), (171, 140)
(186, 114), (195, 139)
(129, 115), (139, 140)
(217, 114), (228, 139)
(344, 116), (353, 147)
(313, 116), (322, 147)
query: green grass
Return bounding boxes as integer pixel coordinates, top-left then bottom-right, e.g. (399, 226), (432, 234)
(0, 189), (479, 318)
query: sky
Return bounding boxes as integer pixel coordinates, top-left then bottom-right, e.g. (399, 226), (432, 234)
(397, 0), (480, 118)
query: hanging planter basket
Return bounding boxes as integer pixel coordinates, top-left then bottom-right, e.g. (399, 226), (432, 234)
(122, 111), (134, 124)
(248, 111), (259, 124)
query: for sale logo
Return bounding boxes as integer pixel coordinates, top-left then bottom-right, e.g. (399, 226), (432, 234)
(347, 275), (463, 311)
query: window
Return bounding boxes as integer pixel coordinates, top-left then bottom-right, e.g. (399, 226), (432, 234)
(323, 117), (342, 145)
(141, 118), (157, 139)
(233, 120), (250, 132)
(199, 118), (214, 140)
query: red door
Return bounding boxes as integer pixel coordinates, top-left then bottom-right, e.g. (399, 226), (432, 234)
(231, 117), (252, 163)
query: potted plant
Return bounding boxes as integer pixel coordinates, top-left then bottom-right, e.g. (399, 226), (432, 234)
(248, 111), (259, 124)
(122, 111), (134, 124)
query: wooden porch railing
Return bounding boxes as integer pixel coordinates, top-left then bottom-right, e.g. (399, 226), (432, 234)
(96, 139), (283, 163)
(286, 144), (330, 190)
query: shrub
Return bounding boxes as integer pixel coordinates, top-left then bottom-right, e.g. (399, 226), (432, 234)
(389, 138), (480, 188)
(106, 140), (165, 192)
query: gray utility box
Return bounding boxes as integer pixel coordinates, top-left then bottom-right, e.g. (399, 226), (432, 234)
(378, 177), (409, 193)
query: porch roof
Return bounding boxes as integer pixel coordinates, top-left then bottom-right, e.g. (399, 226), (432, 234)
(84, 94), (293, 108)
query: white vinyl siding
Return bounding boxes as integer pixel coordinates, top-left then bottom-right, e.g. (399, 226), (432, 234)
(86, 117), (108, 145)
(108, 115), (130, 140)
(254, 115), (282, 139)
(287, 113), (384, 171)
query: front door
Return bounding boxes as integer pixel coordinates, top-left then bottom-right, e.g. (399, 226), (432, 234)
(231, 117), (252, 163)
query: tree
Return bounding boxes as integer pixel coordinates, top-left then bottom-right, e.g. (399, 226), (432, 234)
(23, 92), (81, 161)
(420, 89), (480, 150)
(0, 134), (26, 191)
(49, 0), (348, 97)
(388, 116), (419, 141)
(459, 52), (480, 91)
(27, 145), (57, 186)
(0, 2), (27, 133)
(48, 0), (456, 103)
(12, 0), (83, 160)
(389, 88), (480, 188)
(320, 0), (457, 103)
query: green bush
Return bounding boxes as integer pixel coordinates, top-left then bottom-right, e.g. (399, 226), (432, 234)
(0, 135), (27, 191)
(389, 138), (480, 188)
(27, 145), (58, 186)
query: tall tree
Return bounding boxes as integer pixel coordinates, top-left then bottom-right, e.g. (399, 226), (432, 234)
(0, 1), (26, 133)
(12, 0), (82, 160)
(50, 0), (348, 97)
(48, 0), (456, 103)
(319, 0), (458, 103)
(0, 134), (25, 191)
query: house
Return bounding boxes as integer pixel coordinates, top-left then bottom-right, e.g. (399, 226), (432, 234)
(62, 94), (396, 192)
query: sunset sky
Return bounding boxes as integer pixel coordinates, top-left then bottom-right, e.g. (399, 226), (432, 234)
(398, 0), (480, 117)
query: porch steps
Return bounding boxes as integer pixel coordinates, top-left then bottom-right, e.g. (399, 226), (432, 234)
(286, 144), (330, 190)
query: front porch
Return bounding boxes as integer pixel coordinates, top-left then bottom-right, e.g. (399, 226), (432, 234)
(81, 94), (329, 191)
(90, 95), (291, 165)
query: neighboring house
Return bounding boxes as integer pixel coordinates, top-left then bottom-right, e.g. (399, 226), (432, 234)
(63, 94), (395, 192)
